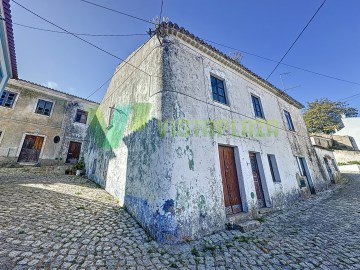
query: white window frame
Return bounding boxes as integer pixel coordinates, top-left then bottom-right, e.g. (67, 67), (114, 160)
(33, 98), (55, 117)
(0, 89), (20, 110)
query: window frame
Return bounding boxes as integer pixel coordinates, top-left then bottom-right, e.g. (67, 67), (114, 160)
(284, 110), (295, 131)
(267, 154), (281, 183)
(0, 90), (18, 109)
(210, 75), (228, 105)
(251, 94), (265, 119)
(34, 98), (54, 117)
(74, 109), (88, 124)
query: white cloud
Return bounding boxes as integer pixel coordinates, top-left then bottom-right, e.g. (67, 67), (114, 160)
(43, 81), (59, 89)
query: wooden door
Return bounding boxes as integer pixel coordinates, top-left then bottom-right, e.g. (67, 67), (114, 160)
(249, 152), (266, 208)
(218, 146), (242, 215)
(66, 141), (82, 163)
(18, 135), (44, 163)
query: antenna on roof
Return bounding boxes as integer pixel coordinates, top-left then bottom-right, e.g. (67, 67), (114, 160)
(279, 72), (301, 92)
(229, 51), (243, 63)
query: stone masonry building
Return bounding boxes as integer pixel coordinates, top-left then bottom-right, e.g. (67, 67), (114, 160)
(84, 23), (333, 243)
(0, 79), (98, 166)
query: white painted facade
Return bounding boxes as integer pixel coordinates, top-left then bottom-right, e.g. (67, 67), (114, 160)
(84, 23), (332, 243)
(335, 117), (360, 150)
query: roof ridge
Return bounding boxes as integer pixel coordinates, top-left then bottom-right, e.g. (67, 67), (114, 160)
(12, 78), (99, 104)
(157, 22), (304, 109)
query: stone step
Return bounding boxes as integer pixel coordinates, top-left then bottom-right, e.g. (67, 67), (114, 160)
(237, 220), (261, 233)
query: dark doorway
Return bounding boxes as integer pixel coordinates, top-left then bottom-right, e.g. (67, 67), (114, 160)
(218, 145), (243, 215)
(297, 157), (316, 194)
(249, 152), (266, 208)
(66, 141), (82, 164)
(324, 158), (335, 183)
(18, 135), (44, 163)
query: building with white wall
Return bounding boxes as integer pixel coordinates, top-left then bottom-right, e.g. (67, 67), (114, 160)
(335, 116), (360, 150)
(84, 23), (332, 243)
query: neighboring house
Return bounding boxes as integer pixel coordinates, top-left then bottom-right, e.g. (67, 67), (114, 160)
(0, 79), (98, 166)
(335, 116), (360, 150)
(84, 23), (333, 243)
(0, 0), (17, 94)
(309, 134), (340, 183)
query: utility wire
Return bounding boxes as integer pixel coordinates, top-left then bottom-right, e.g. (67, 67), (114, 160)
(78, 0), (154, 25)
(202, 38), (360, 87)
(13, 22), (147, 37)
(267, 0), (327, 79)
(12, 0), (153, 77)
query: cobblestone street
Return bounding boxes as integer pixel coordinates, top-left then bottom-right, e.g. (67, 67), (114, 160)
(0, 171), (359, 270)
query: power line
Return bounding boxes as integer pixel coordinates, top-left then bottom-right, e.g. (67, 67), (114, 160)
(267, 0), (327, 79)
(202, 38), (360, 87)
(13, 22), (147, 37)
(78, 0), (154, 25)
(12, 0), (153, 77)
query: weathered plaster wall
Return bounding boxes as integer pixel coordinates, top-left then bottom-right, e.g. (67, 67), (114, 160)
(334, 150), (360, 163)
(85, 33), (332, 243)
(84, 36), (179, 241)
(153, 35), (330, 240)
(313, 147), (340, 182)
(0, 80), (98, 166)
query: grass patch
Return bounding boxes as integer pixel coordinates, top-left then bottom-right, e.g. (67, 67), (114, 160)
(169, 262), (178, 268)
(77, 205), (86, 210)
(256, 217), (266, 223)
(191, 247), (200, 257)
(75, 192), (82, 195)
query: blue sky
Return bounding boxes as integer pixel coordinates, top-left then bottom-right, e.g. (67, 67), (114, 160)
(11, 0), (360, 109)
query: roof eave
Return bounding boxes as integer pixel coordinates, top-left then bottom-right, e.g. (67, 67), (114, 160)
(158, 22), (305, 109)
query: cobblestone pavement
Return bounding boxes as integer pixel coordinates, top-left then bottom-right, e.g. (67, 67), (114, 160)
(0, 171), (360, 270)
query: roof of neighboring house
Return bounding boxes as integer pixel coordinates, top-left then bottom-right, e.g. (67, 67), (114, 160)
(2, 0), (17, 78)
(157, 22), (304, 109)
(9, 79), (99, 105)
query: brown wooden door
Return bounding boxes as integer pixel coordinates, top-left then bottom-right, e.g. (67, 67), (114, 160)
(18, 135), (44, 163)
(249, 152), (266, 208)
(218, 146), (242, 215)
(66, 142), (82, 163)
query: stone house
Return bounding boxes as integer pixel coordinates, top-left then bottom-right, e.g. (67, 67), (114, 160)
(84, 23), (333, 243)
(0, 79), (98, 166)
(309, 134), (340, 183)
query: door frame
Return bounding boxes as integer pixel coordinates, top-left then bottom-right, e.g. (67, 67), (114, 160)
(249, 151), (271, 208)
(66, 141), (82, 164)
(218, 144), (248, 213)
(16, 133), (47, 164)
(296, 156), (316, 194)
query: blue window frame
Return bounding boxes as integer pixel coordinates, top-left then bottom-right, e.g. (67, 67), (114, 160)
(284, 110), (295, 131)
(0, 90), (17, 108)
(210, 75), (227, 104)
(251, 95), (264, 118)
(35, 99), (53, 116)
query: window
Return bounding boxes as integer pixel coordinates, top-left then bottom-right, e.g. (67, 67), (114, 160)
(210, 75), (227, 104)
(284, 110), (295, 131)
(268, 154), (281, 182)
(251, 95), (265, 118)
(0, 90), (17, 108)
(35, 99), (53, 116)
(108, 106), (115, 127)
(75, 109), (88, 124)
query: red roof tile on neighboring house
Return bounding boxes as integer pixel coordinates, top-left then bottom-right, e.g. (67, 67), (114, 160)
(2, 0), (17, 79)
